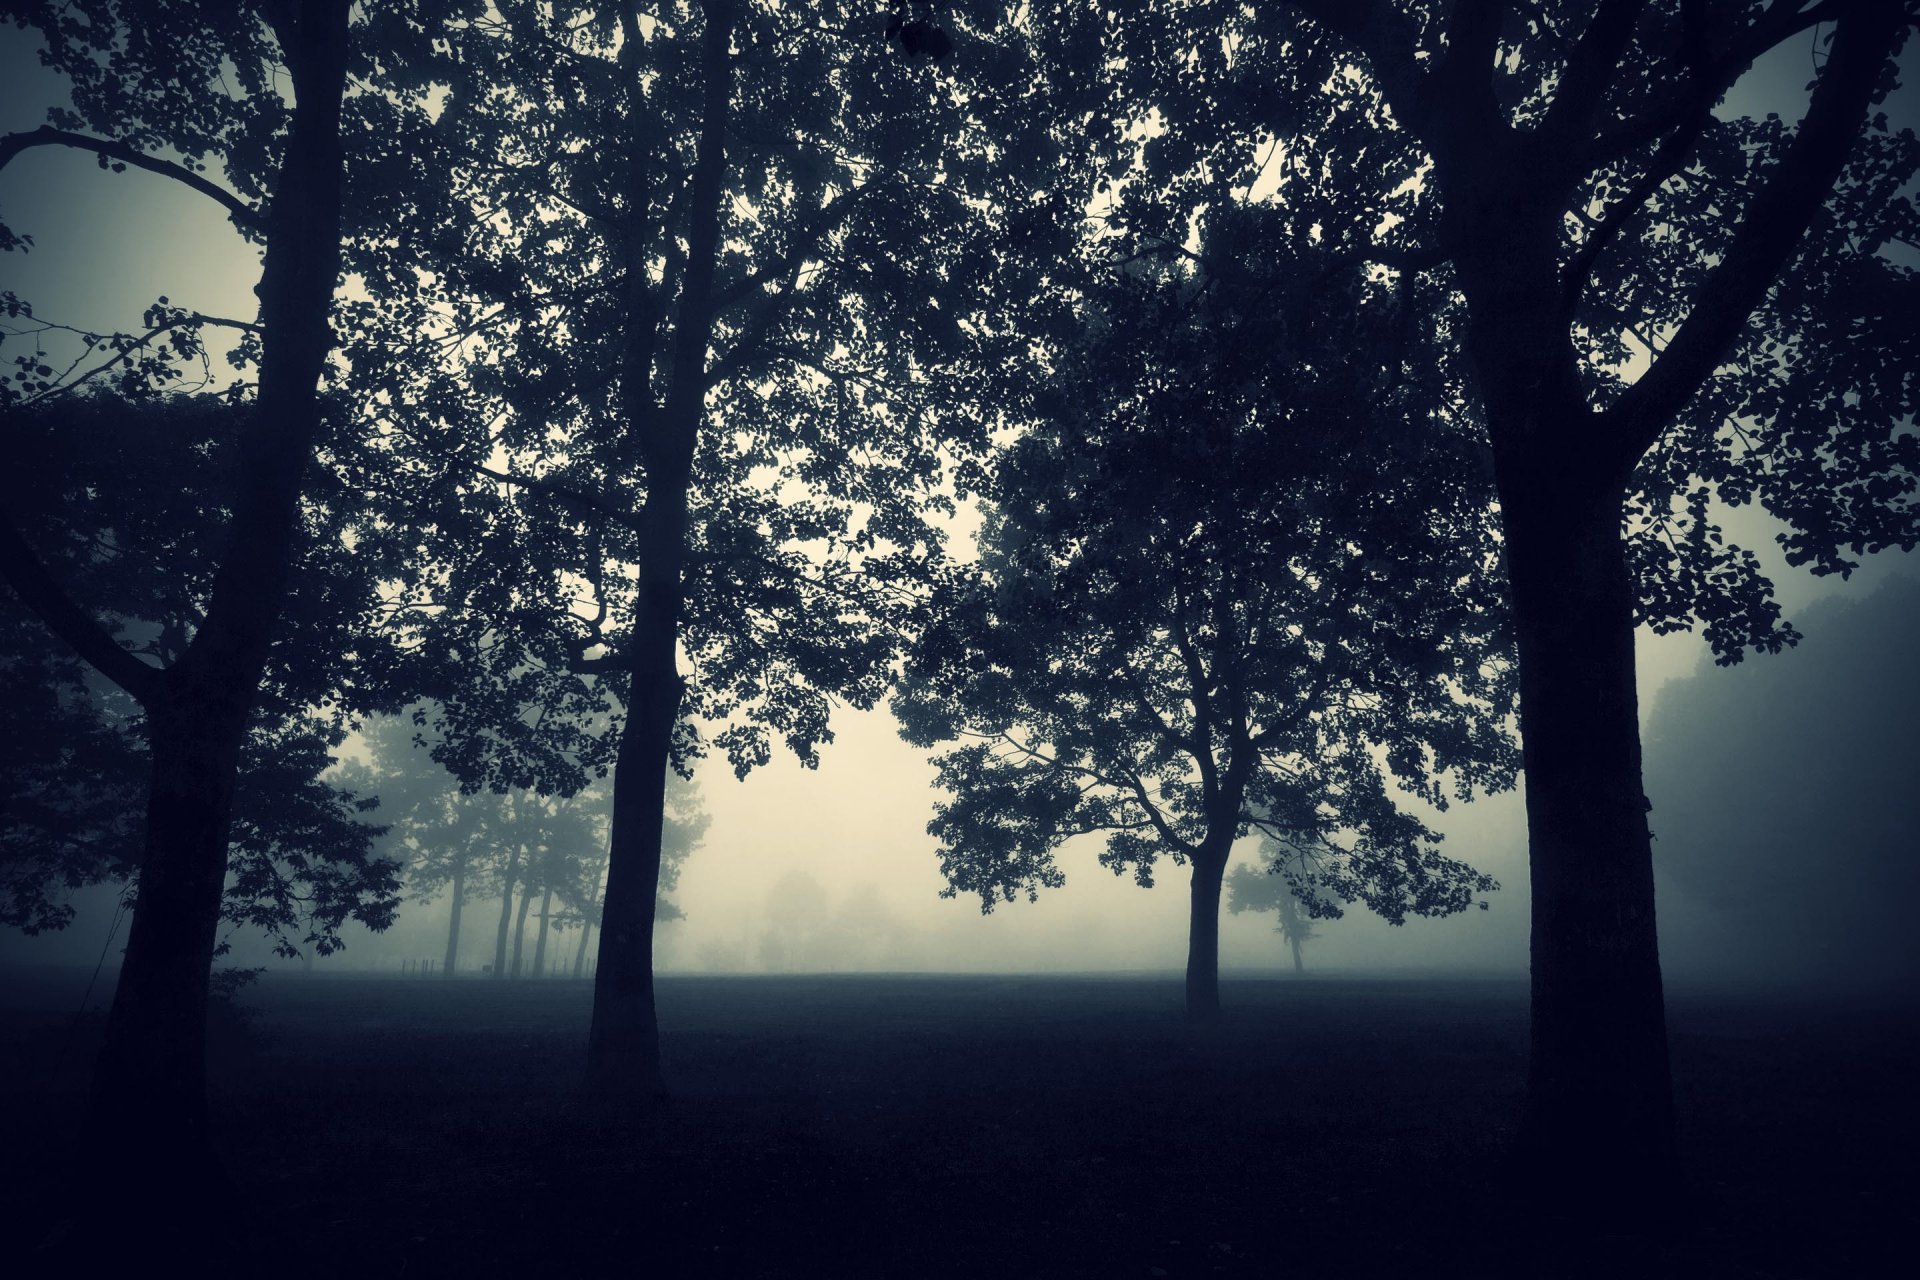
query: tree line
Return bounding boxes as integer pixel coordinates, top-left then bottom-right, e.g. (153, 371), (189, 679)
(2, 0), (1913, 1224)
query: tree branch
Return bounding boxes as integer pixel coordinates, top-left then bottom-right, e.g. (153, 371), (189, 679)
(1588, 0), (1844, 165)
(1278, 1), (1433, 142)
(1425, 0), (1512, 141)
(1539, 0), (1650, 146)
(0, 506), (163, 705)
(1604, 0), (1906, 464)
(0, 126), (264, 234)
(476, 463), (645, 535)
(1559, 105), (1708, 320)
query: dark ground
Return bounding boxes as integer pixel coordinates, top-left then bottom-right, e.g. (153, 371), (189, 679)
(1, 969), (1913, 1278)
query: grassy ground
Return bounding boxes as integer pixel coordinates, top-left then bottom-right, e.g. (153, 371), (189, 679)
(2, 969), (1913, 1278)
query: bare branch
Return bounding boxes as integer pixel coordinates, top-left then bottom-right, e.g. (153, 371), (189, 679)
(0, 126), (264, 234)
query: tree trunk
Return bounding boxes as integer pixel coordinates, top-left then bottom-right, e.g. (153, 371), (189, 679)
(586, 557), (683, 1095)
(1289, 935), (1304, 975)
(1499, 470), (1676, 1192)
(492, 844), (521, 979)
(584, 0), (732, 1102)
(510, 880), (534, 979)
(74, 0), (350, 1201)
(572, 918), (593, 980)
(1184, 846), (1229, 1022)
(87, 701), (244, 1177)
(443, 852), (466, 977)
(531, 883), (553, 978)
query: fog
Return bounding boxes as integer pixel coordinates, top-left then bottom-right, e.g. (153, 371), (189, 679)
(11, 560), (1913, 984)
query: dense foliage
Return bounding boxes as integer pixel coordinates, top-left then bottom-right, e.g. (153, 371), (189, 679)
(0, 394), (399, 954)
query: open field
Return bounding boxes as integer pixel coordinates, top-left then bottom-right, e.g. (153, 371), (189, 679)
(2, 970), (1913, 1278)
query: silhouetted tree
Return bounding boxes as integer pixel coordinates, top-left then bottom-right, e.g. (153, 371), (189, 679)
(895, 248), (1517, 1019)
(1102, 0), (1919, 1188)
(0, 0), (457, 1184)
(1227, 859), (1322, 975)
(342, 0), (1091, 1096)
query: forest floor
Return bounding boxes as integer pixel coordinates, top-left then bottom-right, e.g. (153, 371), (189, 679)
(1, 969), (1913, 1278)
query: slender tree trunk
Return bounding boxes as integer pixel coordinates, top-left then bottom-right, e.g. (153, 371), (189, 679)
(72, 1), (350, 1199)
(1498, 464), (1675, 1192)
(587, 545), (684, 1093)
(1185, 846), (1229, 1022)
(585, 0), (733, 1102)
(443, 852), (466, 977)
(510, 881), (534, 979)
(492, 844), (521, 979)
(531, 883), (553, 978)
(572, 919), (593, 979)
(1289, 935), (1304, 975)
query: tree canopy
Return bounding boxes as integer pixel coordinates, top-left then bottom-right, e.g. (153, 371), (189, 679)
(896, 225), (1518, 1013)
(0, 393), (400, 955)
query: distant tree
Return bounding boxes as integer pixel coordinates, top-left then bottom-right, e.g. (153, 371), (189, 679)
(832, 883), (909, 972)
(1101, 0), (1919, 1187)
(347, 710), (709, 980)
(759, 868), (832, 973)
(343, 0), (1092, 1094)
(895, 249), (1517, 1020)
(1227, 859), (1322, 975)
(343, 713), (497, 977)
(1645, 576), (1920, 987)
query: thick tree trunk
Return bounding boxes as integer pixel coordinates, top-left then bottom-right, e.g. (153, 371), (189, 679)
(1289, 935), (1304, 975)
(572, 919), (593, 979)
(1440, 157), (1678, 1198)
(74, 0), (350, 1203)
(1499, 472), (1676, 1193)
(492, 844), (520, 979)
(531, 884), (553, 978)
(87, 700), (244, 1176)
(510, 881), (534, 979)
(1185, 847), (1229, 1021)
(443, 853), (466, 977)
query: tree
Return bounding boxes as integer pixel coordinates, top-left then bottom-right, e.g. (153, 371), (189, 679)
(895, 246), (1517, 1019)
(1227, 858), (1321, 975)
(1100, 0), (1919, 1190)
(0, 0), (462, 1181)
(758, 868), (833, 972)
(349, 709), (707, 977)
(2, 541), (399, 963)
(343, 0), (1089, 1095)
